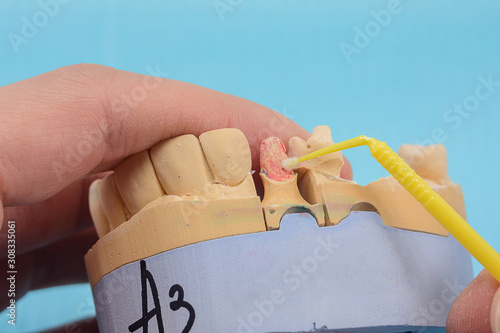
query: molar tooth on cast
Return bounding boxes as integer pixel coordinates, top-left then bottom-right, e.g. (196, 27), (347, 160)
(114, 150), (165, 215)
(398, 144), (452, 186)
(288, 125), (344, 177)
(98, 174), (128, 230)
(288, 125), (349, 211)
(199, 128), (252, 186)
(88, 179), (111, 238)
(150, 134), (214, 196)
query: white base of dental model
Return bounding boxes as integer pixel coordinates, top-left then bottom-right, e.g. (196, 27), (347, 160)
(92, 211), (472, 332)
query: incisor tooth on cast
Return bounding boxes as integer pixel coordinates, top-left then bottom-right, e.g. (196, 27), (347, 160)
(398, 144), (451, 186)
(150, 134), (214, 196)
(199, 128), (251, 186)
(114, 151), (165, 215)
(288, 125), (344, 177)
(89, 179), (111, 238)
(98, 174), (128, 229)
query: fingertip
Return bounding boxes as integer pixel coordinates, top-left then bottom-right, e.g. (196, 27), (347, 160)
(447, 269), (500, 332)
(491, 286), (500, 333)
(0, 199), (3, 232)
(340, 156), (353, 180)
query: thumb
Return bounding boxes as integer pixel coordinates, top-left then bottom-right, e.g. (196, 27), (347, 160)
(447, 269), (499, 332)
(492, 286), (500, 332)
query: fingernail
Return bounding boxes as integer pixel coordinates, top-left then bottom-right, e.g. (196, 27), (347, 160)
(492, 288), (500, 333)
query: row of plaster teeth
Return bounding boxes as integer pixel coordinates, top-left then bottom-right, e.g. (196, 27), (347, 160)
(89, 125), (453, 239)
(89, 128), (255, 238)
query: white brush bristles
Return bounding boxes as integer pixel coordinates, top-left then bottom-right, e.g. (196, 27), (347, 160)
(282, 157), (299, 171)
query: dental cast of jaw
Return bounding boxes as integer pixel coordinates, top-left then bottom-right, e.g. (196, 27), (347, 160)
(86, 126), (466, 286)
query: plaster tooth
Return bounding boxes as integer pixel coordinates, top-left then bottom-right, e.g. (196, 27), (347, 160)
(114, 151), (165, 215)
(150, 134), (213, 196)
(398, 144), (451, 186)
(204, 175), (257, 200)
(259, 136), (323, 230)
(98, 174), (128, 229)
(260, 136), (309, 205)
(289, 125), (344, 177)
(199, 128), (251, 186)
(89, 179), (111, 238)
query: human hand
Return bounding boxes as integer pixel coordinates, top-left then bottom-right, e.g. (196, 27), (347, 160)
(447, 269), (500, 332)
(0, 64), (352, 332)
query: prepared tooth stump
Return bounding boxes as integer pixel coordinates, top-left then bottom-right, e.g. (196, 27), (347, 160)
(85, 126), (473, 332)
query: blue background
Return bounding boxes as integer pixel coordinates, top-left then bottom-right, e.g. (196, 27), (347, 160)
(1, 0), (499, 331)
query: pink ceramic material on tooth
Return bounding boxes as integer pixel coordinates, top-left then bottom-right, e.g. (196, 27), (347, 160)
(260, 137), (293, 181)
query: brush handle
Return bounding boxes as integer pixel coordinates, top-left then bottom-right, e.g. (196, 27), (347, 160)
(367, 138), (500, 282)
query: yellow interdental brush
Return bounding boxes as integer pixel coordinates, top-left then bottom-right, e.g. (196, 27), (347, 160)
(283, 135), (500, 282)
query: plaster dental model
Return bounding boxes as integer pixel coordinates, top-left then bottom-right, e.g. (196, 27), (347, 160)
(85, 126), (472, 332)
(288, 126), (465, 236)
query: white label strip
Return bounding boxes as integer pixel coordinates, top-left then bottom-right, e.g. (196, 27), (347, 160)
(92, 212), (473, 333)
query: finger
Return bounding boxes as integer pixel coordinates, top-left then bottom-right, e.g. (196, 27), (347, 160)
(0, 227), (97, 309)
(0, 173), (107, 255)
(492, 287), (500, 333)
(0, 63), (311, 210)
(1, 179), (91, 254)
(340, 156), (352, 180)
(447, 268), (500, 332)
(38, 317), (98, 333)
(31, 226), (98, 289)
